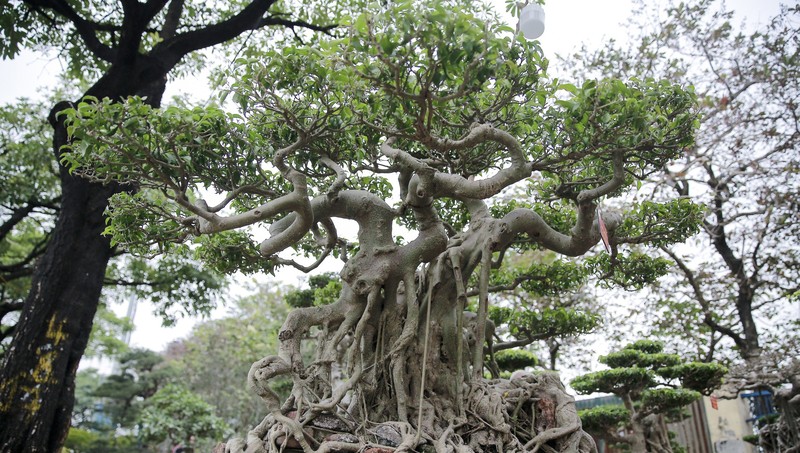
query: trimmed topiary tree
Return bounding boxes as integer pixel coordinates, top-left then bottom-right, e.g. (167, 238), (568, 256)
(495, 349), (540, 374)
(571, 340), (727, 453)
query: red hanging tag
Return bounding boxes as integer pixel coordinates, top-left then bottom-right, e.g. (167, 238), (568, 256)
(597, 205), (610, 253)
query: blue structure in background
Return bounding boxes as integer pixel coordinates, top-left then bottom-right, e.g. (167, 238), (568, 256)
(741, 390), (777, 423)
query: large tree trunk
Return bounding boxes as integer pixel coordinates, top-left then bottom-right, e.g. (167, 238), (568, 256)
(735, 291), (761, 363)
(623, 395), (649, 453)
(0, 152), (115, 451)
(0, 74), (166, 452)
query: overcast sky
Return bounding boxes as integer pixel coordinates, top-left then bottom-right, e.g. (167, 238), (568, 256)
(0, 0), (782, 355)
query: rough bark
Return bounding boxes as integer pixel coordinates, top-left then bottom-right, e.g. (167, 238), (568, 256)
(0, 77), (166, 452)
(0, 148), (115, 451)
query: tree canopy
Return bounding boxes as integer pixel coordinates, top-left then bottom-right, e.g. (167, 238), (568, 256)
(64, 1), (699, 275)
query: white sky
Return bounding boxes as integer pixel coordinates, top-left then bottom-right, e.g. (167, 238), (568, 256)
(0, 0), (782, 357)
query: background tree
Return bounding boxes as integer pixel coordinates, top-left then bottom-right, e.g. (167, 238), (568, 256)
(565, 0), (799, 375)
(91, 348), (180, 428)
(137, 383), (229, 450)
(566, 2), (800, 444)
(64, 0), (701, 451)
(67, 349), (180, 452)
(571, 340), (727, 453)
(0, 0), (341, 450)
(68, 282), (302, 445)
(167, 283), (292, 435)
(71, 368), (107, 432)
(487, 259), (604, 372)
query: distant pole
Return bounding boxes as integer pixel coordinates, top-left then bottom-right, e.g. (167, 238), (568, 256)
(111, 294), (138, 375)
(122, 293), (137, 347)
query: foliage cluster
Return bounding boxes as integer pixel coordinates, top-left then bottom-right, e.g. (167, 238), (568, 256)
(494, 348), (540, 371)
(138, 383), (229, 445)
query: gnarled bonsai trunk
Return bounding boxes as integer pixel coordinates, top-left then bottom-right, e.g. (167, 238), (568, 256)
(229, 191), (599, 453)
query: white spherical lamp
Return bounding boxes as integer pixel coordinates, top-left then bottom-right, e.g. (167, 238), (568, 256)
(519, 3), (545, 40)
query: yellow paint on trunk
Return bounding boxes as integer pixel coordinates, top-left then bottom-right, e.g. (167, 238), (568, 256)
(0, 315), (67, 418)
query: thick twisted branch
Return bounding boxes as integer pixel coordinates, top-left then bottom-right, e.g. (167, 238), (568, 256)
(502, 206), (621, 257)
(381, 126), (532, 200)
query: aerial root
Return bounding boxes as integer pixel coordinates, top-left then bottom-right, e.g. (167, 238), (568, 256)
(310, 288), (382, 413)
(524, 424), (580, 452)
(431, 420), (467, 453)
(273, 412), (319, 453)
(378, 421), (417, 453)
(310, 361), (364, 412)
(249, 356), (292, 411)
(231, 297), (597, 453)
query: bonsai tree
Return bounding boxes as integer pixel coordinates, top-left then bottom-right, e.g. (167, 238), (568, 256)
(571, 340), (727, 453)
(62, 0), (701, 451)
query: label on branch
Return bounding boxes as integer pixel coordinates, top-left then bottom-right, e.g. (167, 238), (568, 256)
(597, 206), (611, 253)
